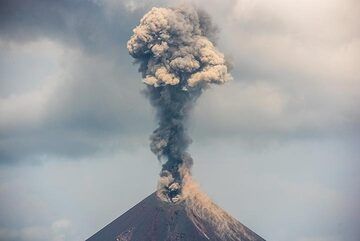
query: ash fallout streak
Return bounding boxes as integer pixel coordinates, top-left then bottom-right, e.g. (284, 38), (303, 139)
(127, 6), (231, 202)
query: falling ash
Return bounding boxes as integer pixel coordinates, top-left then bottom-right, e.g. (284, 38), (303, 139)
(127, 6), (230, 202)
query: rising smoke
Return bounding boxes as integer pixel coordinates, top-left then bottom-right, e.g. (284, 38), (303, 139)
(127, 5), (231, 203)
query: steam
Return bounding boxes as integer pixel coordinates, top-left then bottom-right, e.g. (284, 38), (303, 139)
(127, 6), (231, 202)
(182, 174), (260, 241)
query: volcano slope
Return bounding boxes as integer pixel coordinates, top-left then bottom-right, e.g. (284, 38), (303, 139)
(86, 192), (265, 241)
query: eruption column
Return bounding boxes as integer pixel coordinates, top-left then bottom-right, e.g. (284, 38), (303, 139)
(127, 6), (231, 202)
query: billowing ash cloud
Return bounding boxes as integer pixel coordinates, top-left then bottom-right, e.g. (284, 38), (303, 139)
(127, 5), (231, 202)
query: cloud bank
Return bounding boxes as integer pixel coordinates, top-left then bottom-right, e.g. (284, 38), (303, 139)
(0, 1), (359, 241)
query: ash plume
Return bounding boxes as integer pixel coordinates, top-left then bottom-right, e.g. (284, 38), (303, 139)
(127, 6), (231, 202)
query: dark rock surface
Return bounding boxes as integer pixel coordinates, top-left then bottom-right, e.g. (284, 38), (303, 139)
(86, 192), (265, 241)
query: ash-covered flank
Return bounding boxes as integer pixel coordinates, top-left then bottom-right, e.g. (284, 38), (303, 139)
(86, 192), (265, 241)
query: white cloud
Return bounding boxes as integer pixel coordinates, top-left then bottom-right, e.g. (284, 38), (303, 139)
(185, 0), (360, 140)
(297, 235), (340, 241)
(0, 219), (73, 241)
(52, 219), (71, 231)
(51, 219), (73, 241)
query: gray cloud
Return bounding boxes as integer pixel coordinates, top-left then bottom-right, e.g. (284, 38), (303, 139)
(0, 44), (152, 163)
(0, 0), (145, 53)
(185, 0), (360, 143)
(0, 0), (155, 163)
(0, 1), (359, 241)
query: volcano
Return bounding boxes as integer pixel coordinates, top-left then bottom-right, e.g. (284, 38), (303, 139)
(86, 192), (265, 241)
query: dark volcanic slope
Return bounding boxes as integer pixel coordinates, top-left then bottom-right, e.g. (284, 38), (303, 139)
(86, 193), (265, 241)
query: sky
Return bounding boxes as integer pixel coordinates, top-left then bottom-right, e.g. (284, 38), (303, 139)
(0, 0), (359, 241)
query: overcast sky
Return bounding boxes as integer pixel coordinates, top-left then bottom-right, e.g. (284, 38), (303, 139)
(0, 0), (359, 241)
